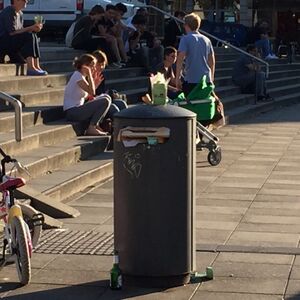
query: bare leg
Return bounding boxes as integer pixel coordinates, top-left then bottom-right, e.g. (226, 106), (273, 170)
(34, 58), (41, 70)
(26, 57), (38, 71)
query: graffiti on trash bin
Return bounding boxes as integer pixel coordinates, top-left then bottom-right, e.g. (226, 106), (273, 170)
(123, 152), (142, 179)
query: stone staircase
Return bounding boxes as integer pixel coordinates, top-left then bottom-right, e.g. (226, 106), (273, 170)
(0, 45), (299, 222)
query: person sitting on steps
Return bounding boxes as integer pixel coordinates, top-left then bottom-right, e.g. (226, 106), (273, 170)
(232, 44), (273, 102)
(63, 54), (111, 136)
(0, 0), (47, 75)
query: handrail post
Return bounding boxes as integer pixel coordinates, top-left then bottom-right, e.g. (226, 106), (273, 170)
(0, 92), (23, 142)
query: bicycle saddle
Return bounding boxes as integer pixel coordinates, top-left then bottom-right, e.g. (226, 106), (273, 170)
(0, 177), (25, 192)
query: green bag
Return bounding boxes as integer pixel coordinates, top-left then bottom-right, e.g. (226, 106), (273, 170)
(173, 76), (216, 121)
(187, 75), (214, 101)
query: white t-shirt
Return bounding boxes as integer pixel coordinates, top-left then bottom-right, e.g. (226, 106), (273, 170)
(63, 71), (88, 111)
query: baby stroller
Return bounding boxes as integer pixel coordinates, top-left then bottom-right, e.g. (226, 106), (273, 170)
(172, 78), (223, 166)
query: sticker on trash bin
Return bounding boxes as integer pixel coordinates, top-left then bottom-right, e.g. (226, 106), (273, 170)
(118, 127), (170, 147)
(123, 152), (142, 178)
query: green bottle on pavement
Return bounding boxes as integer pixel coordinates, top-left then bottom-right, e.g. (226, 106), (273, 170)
(110, 251), (122, 290)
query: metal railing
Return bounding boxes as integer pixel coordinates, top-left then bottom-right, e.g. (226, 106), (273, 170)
(0, 92), (23, 142)
(143, 4), (270, 79)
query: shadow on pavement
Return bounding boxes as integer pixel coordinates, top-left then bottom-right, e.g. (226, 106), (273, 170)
(2, 280), (166, 300)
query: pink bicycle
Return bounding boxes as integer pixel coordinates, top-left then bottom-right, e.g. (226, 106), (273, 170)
(0, 148), (44, 285)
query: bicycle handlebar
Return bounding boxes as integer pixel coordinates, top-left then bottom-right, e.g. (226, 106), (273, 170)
(0, 147), (29, 179)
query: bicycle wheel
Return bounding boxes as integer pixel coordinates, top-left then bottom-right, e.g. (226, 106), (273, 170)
(19, 204), (42, 248)
(11, 216), (31, 285)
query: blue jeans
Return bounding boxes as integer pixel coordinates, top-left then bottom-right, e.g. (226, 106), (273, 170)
(106, 99), (128, 119)
(255, 39), (271, 58)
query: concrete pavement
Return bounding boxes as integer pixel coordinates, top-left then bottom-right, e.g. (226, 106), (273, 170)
(2, 103), (300, 299)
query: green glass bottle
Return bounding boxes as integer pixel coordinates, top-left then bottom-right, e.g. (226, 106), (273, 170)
(110, 251), (122, 290)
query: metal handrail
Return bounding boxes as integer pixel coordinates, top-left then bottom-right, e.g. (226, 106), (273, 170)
(143, 5), (270, 78)
(0, 92), (22, 142)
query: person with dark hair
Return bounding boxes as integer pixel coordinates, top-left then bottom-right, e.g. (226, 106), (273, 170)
(109, 2), (129, 63)
(95, 4), (125, 68)
(115, 3), (127, 15)
(125, 7), (148, 27)
(163, 10), (186, 48)
(0, 0), (47, 75)
(154, 46), (179, 99)
(71, 5), (106, 51)
(93, 50), (127, 116)
(125, 14), (163, 71)
(232, 44), (273, 101)
(63, 53), (111, 136)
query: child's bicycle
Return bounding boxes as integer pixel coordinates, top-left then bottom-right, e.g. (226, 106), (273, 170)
(0, 148), (44, 285)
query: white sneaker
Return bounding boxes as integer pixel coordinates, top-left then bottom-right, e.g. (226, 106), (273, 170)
(265, 54), (279, 59)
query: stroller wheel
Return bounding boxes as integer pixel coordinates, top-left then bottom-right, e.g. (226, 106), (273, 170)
(208, 147), (222, 166)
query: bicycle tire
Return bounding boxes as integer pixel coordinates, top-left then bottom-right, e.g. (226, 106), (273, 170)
(11, 216), (31, 285)
(19, 204), (42, 248)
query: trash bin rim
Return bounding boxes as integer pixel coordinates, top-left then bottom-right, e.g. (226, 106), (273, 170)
(114, 104), (197, 119)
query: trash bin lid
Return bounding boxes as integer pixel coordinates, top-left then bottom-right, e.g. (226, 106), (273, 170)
(114, 104), (196, 119)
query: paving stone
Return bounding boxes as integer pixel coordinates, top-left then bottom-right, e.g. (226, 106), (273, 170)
(44, 254), (112, 272)
(212, 261), (291, 278)
(251, 201), (300, 210)
(197, 277), (286, 295)
(196, 205), (247, 215)
(254, 194), (300, 202)
(63, 206), (112, 225)
(226, 231), (299, 248)
(199, 192), (256, 201)
(290, 266), (300, 280)
(243, 214), (300, 224)
(196, 220), (238, 231)
(196, 228), (232, 244)
(99, 283), (198, 300)
(236, 222), (300, 234)
(196, 252), (217, 270)
(216, 252), (293, 265)
(31, 269), (109, 286)
(192, 291), (282, 300)
(285, 279), (300, 297)
(5, 284), (107, 299)
(198, 199), (252, 208)
(196, 212), (243, 222)
(211, 177), (266, 189)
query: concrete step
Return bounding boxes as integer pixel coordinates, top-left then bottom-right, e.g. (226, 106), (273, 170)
(0, 74), (69, 93)
(40, 47), (84, 61)
(106, 76), (149, 92)
(268, 83), (300, 98)
(14, 136), (110, 181)
(104, 67), (146, 81)
(215, 66), (300, 78)
(125, 87), (147, 104)
(216, 85), (240, 98)
(0, 64), (26, 77)
(0, 104), (64, 133)
(27, 152), (113, 202)
(11, 87), (64, 107)
(268, 76), (300, 89)
(0, 121), (77, 156)
(269, 69), (300, 80)
(227, 91), (300, 124)
(222, 93), (254, 111)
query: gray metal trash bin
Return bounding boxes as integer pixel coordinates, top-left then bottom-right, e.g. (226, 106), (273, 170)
(113, 104), (196, 288)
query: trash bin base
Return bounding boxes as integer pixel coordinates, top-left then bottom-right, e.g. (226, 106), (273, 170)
(123, 273), (190, 288)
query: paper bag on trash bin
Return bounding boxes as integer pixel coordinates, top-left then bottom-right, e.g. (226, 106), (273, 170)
(150, 72), (170, 105)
